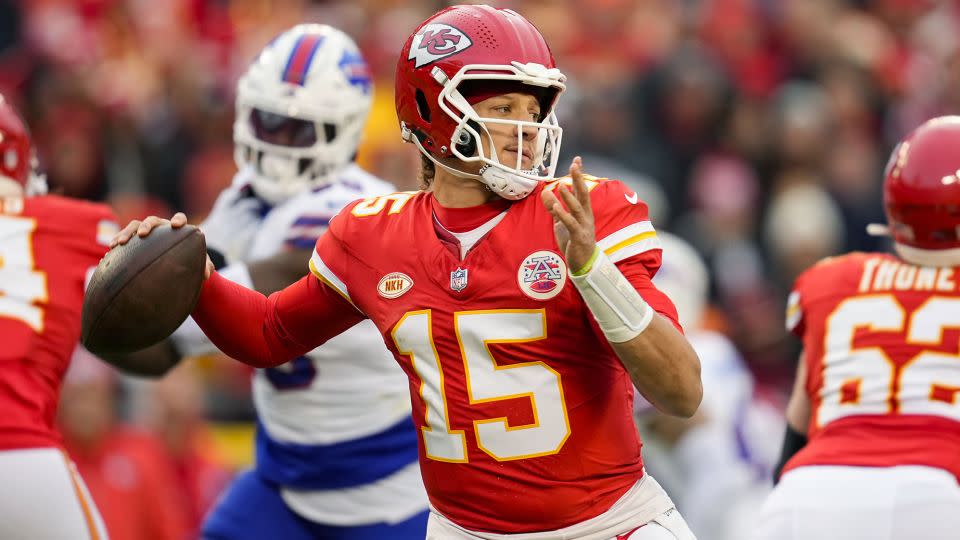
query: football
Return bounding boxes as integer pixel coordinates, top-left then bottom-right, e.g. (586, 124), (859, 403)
(81, 224), (207, 356)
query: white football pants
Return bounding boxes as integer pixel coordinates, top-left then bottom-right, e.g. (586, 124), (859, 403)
(0, 447), (109, 540)
(425, 474), (696, 539)
(753, 465), (960, 540)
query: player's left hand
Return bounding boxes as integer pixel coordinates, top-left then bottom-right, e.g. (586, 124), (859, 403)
(110, 212), (190, 247)
(110, 212), (214, 279)
(542, 156), (597, 272)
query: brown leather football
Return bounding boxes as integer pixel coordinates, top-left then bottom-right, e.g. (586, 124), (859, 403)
(81, 224), (206, 356)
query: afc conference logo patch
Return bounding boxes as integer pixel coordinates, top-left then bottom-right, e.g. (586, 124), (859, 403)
(377, 272), (414, 299)
(518, 250), (566, 300)
(408, 23), (473, 68)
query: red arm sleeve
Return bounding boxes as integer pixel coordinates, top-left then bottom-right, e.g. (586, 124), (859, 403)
(191, 271), (365, 368)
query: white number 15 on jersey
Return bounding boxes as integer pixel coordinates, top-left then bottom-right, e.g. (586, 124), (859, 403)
(392, 309), (571, 462)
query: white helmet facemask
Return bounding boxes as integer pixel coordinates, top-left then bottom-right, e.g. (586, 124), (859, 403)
(233, 24), (373, 205)
(410, 61), (565, 200)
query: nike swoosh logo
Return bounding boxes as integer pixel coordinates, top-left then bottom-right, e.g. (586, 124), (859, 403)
(624, 192), (638, 205)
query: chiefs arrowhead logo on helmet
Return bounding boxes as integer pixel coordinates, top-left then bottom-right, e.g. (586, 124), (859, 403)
(408, 23), (473, 68)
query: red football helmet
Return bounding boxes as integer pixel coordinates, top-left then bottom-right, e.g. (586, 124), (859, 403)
(395, 5), (566, 199)
(0, 95), (45, 196)
(880, 116), (960, 262)
(0, 95), (31, 188)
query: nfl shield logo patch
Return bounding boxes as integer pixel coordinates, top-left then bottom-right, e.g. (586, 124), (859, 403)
(450, 267), (469, 292)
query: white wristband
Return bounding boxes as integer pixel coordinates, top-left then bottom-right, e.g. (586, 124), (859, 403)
(570, 248), (653, 343)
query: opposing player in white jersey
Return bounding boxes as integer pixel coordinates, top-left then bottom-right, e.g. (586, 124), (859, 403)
(636, 233), (782, 540)
(115, 25), (429, 540)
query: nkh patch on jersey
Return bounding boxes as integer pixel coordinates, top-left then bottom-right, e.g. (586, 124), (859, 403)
(378, 273), (414, 299)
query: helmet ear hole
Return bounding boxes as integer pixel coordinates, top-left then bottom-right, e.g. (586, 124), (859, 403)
(454, 120), (481, 157)
(415, 90), (431, 122)
(323, 123), (337, 143)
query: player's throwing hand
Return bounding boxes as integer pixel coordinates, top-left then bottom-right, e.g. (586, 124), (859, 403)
(110, 212), (213, 279)
(541, 156), (598, 272)
(110, 212), (189, 247)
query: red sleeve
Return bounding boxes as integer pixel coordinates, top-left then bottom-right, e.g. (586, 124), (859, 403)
(589, 179), (681, 332)
(308, 202), (363, 308)
(786, 261), (826, 338)
(191, 271), (364, 368)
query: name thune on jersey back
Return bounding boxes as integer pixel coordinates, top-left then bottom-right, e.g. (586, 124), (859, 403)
(857, 257), (958, 293)
(784, 250), (960, 482)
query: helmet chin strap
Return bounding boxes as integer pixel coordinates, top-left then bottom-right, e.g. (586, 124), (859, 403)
(410, 130), (538, 200)
(893, 242), (960, 268)
(867, 222), (960, 267)
(479, 165), (537, 200)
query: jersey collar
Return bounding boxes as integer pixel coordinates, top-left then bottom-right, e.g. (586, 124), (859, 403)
(430, 194), (512, 233)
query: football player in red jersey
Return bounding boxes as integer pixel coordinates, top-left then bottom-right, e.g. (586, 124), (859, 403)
(113, 6), (702, 539)
(755, 116), (960, 540)
(0, 94), (114, 539)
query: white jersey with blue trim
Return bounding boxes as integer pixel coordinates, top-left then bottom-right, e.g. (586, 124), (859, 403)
(187, 164), (427, 525)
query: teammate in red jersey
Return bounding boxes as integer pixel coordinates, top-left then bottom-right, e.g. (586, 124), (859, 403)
(0, 94), (115, 539)
(112, 5), (702, 539)
(755, 116), (960, 540)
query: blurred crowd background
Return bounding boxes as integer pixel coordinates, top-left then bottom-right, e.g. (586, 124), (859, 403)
(2, 0), (958, 537)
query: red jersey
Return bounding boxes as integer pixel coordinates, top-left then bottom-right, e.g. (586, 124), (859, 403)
(0, 195), (116, 450)
(192, 177), (681, 534)
(783, 252), (960, 480)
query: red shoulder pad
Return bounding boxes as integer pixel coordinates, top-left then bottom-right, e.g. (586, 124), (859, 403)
(585, 178), (661, 267)
(786, 253), (873, 336)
